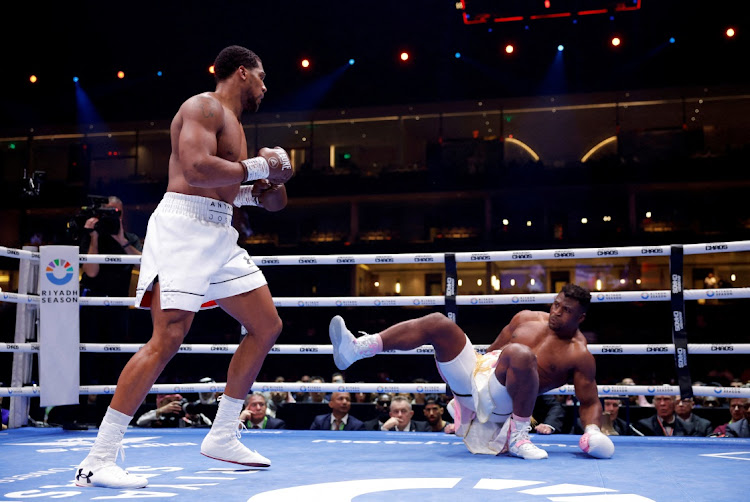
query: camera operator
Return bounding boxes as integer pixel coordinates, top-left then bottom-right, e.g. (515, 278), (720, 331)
(80, 195), (142, 296)
(136, 394), (212, 428)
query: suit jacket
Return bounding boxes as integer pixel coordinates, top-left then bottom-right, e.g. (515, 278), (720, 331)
(683, 413), (713, 437)
(385, 420), (432, 432)
(364, 418), (385, 431)
(310, 413), (365, 431)
(246, 416), (286, 430)
(635, 415), (694, 436)
(726, 418), (749, 438)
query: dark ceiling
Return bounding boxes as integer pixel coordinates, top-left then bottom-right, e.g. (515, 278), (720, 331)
(1, 0), (746, 130)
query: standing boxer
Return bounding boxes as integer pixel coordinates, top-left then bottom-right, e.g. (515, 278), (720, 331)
(75, 45), (293, 489)
(330, 284), (614, 460)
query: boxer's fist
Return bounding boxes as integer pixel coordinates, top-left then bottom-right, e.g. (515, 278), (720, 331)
(579, 424), (615, 459)
(259, 147), (294, 184)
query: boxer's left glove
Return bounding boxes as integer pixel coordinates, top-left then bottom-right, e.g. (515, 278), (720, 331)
(579, 424), (615, 459)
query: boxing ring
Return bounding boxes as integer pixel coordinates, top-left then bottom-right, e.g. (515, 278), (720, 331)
(2, 240), (750, 501)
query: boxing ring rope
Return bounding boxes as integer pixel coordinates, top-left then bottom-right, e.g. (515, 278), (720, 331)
(1, 240), (749, 417)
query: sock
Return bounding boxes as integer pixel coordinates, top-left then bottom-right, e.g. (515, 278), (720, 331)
(354, 333), (383, 359)
(213, 394), (244, 426)
(511, 413), (531, 431)
(103, 407), (132, 428)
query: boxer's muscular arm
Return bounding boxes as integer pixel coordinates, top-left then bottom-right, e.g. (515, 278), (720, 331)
(179, 95), (246, 188)
(573, 351), (602, 428)
(487, 310), (542, 351)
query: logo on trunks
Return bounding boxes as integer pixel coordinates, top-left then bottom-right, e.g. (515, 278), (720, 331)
(597, 249), (619, 256)
(336, 257), (355, 263)
(601, 345), (623, 353)
(705, 244), (728, 251)
(300, 347), (318, 353)
(673, 311), (684, 332)
(470, 253), (491, 261)
(261, 258), (280, 265)
(511, 252), (532, 260)
(375, 256), (394, 263)
(210, 345), (229, 351)
(104, 257), (122, 262)
(641, 247), (664, 254)
(671, 274), (682, 294)
(45, 258), (74, 286)
(103, 345), (121, 351)
(554, 251), (575, 258)
(710, 345), (733, 352)
(298, 258), (317, 264)
(647, 345), (670, 352)
(414, 255), (434, 263)
(676, 347), (687, 368)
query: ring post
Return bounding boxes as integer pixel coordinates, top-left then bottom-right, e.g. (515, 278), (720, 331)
(669, 245), (694, 400)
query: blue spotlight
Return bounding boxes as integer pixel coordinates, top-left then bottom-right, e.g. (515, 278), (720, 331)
(348, 59), (355, 66)
(487, 28), (492, 33)
(157, 70), (163, 76)
(557, 44), (564, 52)
(455, 52), (461, 59)
(73, 76), (79, 83)
(669, 37), (675, 44)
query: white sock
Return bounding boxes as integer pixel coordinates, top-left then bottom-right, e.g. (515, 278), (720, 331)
(354, 333), (383, 359)
(103, 407), (132, 428)
(213, 394), (243, 426)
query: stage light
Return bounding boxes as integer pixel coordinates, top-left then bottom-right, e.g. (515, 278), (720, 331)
(117, 71), (125, 79)
(29, 75), (37, 83)
(73, 76), (79, 83)
(301, 59), (310, 68)
(455, 52), (461, 58)
(400, 51), (410, 61)
(348, 58), (355, 65)
(726, 27), (736, 38)
(611, 37), (621, 47)
(669, 37), (675, 44)
(157, 71), (163, 77)
(557, 44), (564, 52)
(505, 44), (514, 54)
(209, 65), (215, 74)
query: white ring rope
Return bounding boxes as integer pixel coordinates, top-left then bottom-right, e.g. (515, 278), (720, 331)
(3, 239), (750, 264)
(2, 288), (749, 307)
(1, 382), (748, 398)
(3, 342), (750, 355)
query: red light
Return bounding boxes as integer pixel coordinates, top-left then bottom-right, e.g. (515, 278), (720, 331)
(301, 59), (310, 68)
(544, 0), (550, 7)
(400, 52), (410, 61)
(505, 44), (514, 54)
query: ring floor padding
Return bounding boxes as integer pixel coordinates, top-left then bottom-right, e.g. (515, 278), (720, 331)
(1, 427), (748, 501)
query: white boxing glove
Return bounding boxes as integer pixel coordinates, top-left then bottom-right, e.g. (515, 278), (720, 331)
(240, 146), (294, 184)
(579, 424), (615, 459)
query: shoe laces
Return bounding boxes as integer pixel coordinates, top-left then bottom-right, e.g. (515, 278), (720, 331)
(510, 424), (532, 445)
(236, 420), (247, 440)
(96, 431), (126, 463)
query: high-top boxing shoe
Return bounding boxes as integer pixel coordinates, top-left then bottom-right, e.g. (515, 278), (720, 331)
(329, 315), (382, 370)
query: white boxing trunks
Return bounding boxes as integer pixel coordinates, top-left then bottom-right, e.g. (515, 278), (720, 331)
(134, 192), (267, 312)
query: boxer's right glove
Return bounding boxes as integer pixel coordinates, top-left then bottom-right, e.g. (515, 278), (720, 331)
(579, 424), (615, 459)
(240, 147), (294, 185)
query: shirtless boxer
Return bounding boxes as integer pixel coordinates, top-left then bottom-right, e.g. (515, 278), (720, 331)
(75, 45), (293, 489)
(329, 283), (614, 460)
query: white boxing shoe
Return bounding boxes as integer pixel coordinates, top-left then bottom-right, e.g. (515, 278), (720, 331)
(493, 418), (548, 460)
(74, 460), (148, 489)
(200, 426), (271, 467)
(329, 315), (358, 370)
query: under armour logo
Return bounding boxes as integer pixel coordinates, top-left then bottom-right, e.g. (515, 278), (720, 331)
(76, 469), (93, 484)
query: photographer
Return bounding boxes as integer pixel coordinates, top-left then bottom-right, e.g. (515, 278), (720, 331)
(80, 195), (142, 297)
(136, 394), (212, 428)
